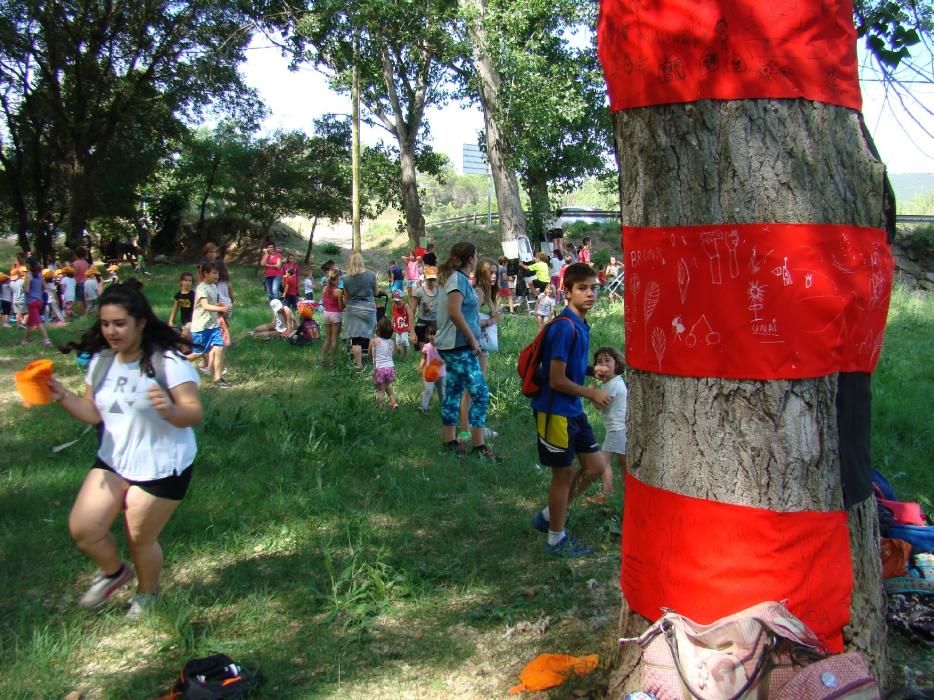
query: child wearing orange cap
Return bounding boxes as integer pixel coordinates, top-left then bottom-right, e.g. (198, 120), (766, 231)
(43, 269), (66, 325)
(60, 267), (76, 320)
(10, 268), (26, 327)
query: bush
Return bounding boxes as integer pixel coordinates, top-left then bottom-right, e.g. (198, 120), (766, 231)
(318, 242), (342, 256)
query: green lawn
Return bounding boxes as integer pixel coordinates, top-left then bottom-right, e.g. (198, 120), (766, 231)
(0, 255), (930, 698)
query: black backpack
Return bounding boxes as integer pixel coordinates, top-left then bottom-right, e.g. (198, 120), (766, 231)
(162, 654), (257, 699)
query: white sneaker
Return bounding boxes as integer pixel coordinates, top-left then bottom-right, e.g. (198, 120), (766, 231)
(483, 427), (498, 440)
(126, 592), (158, 620)
(78, 563), (135, 609)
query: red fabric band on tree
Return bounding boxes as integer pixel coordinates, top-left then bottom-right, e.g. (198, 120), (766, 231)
(621, 473), (852, 653)
(597, 0), (861, 111)
(622, 223), (893, 380)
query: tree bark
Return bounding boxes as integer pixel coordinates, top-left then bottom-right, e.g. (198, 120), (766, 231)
(399, 138), (426, 249)
(303, 216), (318, 265)
(608, 101), (888, 696)
(525, 172), (550, 244)
(461, 0), (526, 243)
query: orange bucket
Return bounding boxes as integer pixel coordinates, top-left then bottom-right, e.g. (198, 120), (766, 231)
(14, 358), (54, 407)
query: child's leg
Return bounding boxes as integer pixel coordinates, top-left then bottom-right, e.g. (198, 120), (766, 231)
(375, 383), (385, 405)
(385, 381), (397, 407)
(420, 380), (434, 411)
(601, 453), (614, 496)
(548, 466), (577, 535)
(211, 346), (225, 381)
(569, 451), (609, 503)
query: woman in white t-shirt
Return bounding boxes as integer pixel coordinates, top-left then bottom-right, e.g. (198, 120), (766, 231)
(48, 280), (202, 619)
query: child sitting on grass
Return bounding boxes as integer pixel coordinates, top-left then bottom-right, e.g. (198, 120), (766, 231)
(369, 316), (398, 409)
(591, 346), (628, 503)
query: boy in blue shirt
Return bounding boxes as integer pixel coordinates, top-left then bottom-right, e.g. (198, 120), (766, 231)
(531, 263), (611, 557)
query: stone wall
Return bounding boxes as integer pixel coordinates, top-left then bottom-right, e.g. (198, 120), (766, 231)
(892, 227), (934, 291)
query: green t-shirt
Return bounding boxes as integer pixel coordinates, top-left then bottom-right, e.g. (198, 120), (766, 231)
(528, 261), (550, 283)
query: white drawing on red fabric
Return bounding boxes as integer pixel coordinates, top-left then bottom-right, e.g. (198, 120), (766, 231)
(805, 272), (814, 288)
(686, 315), (721, 348)
(644, 281), (660, 323)
(747, 281), (766, 323)
(629, 274), (641, 324)
(672, 315), (686, 339)
(651, 327), (667, 370)
(700, 231), (724, 285)
(771, 256), (793, 286)
(869, 246), (886, 309)
(726, 229), (740, 279)
(750, 247), (773, 274)
(677, 258), (690, 304)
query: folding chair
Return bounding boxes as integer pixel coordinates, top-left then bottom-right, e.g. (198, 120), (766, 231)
(604, 273), (624, 300)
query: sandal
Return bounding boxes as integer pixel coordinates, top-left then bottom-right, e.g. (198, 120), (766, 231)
(390, 402), (399, 409)
(444, 440), (467, 456)
(471, 444), (498, 461)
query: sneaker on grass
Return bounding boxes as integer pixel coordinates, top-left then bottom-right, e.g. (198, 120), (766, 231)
(545, 532), (592, 558)
(532, 510), (550, 533)
(78, 563), (135, 609)
(215, 378), (232, 389)
(126, 592), (158, 620)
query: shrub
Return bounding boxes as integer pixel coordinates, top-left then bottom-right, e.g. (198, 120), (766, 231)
(318, 242), (342, 256)
(900, 224), (934, 263)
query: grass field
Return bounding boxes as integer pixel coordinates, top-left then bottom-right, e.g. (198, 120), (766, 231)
(0, 239), (931, 697)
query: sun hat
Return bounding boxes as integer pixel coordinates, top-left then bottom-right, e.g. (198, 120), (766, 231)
(424, 266), (438, 279)
(269, 299), (283, 312)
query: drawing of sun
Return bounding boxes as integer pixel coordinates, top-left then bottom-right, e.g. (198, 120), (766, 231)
(747, 281), (767, 304)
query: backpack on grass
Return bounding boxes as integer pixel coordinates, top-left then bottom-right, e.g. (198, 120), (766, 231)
(160, 654), (258, 699)
(289, 318), (320, 345)
(516, 316), (576, 398)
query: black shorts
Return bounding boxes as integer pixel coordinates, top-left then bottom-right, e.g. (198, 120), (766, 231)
(0, 300), (10, 315)
(94, 459), (193, 501)
(414, 321), (436, 345)
(532, 279), (548, 293)
(351, 336), (370, 348)
(534, 412), (599, 468)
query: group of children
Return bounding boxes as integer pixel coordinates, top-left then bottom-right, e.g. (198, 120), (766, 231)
(1, 258), (119, 330)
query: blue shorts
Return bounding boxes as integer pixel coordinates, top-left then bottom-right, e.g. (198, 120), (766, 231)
(191, 326), (224, 354)
(75, 283), (85, 302)
(534, 411), (599, 468)
(390, 280), (404, 293)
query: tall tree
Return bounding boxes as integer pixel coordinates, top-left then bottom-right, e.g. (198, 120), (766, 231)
(456, 0), (526, 243)
(487, 0), (613, 241)
(0, 0), (264, 250)
(283, 0), (458, 249)
(599, 2), (901, 694)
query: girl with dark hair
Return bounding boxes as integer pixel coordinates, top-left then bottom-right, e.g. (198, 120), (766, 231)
(48, 280), (203, 618)
(435, 242), (494, 459)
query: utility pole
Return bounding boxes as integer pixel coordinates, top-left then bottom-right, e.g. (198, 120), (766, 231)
(351, 31), (362, 253)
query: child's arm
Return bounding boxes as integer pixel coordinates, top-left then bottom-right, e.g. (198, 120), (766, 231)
(48, 380), (102, 425)
(197, 295), (228, 314)
(547, 358), (610, 409)
(168, 299), (180, 327)
(368, 338), (376, 359)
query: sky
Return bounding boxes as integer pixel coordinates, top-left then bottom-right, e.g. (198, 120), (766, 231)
(239, 37), (934, 176)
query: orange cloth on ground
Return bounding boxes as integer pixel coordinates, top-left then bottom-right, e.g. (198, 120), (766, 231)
(508, 653), (599, 695)
(881, 538), (913, 579)
(14, 358), (54, 407)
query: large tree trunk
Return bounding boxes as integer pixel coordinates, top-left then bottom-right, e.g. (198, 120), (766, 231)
(399, 138), (426, 250)
(607, 101), (888, 696)
(525, 171), (550, 244)
(461, 0), (526, 243)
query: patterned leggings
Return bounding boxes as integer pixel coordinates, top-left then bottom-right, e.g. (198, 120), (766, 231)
(439, 348), (489, 428)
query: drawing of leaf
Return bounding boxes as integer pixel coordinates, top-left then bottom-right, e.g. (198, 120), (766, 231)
(651, 326), (667, 370)
(644, 281), (660, 322)
(677, 259), (689, 304)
